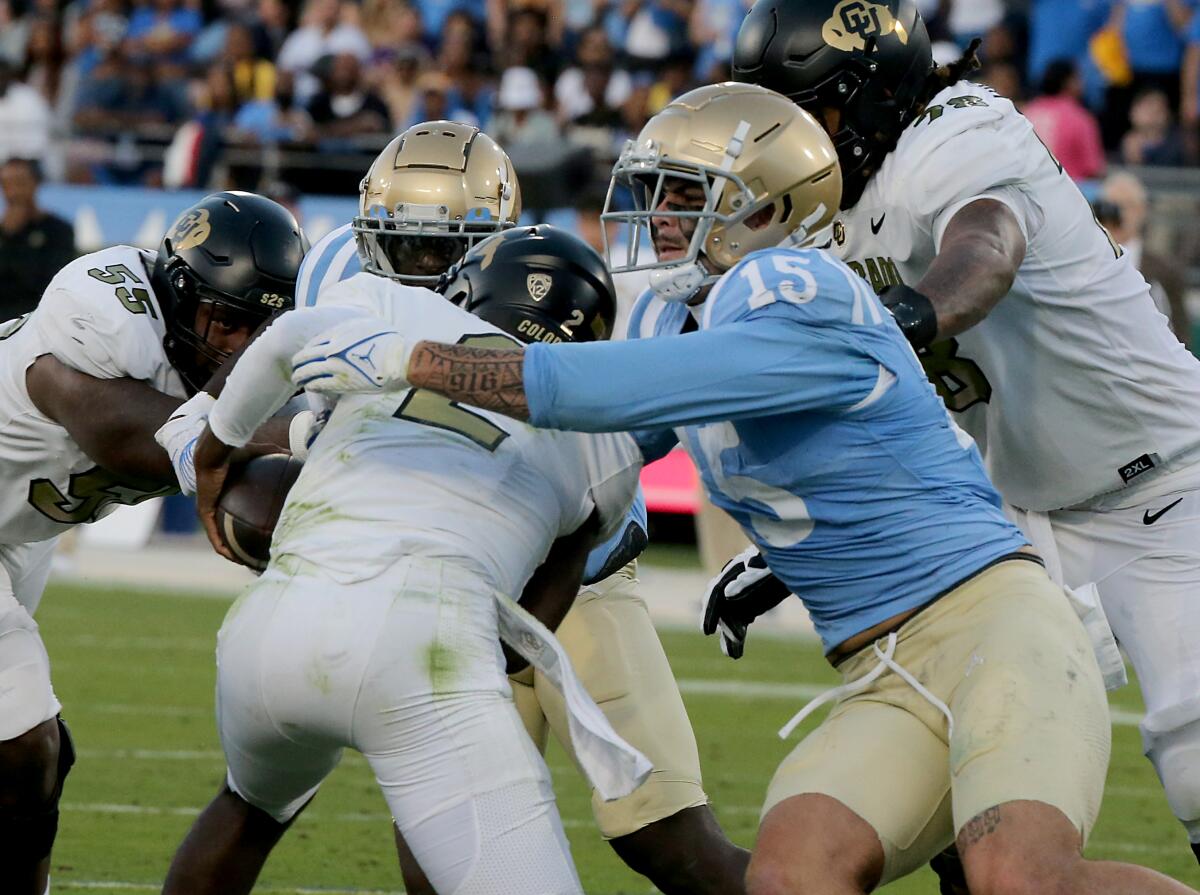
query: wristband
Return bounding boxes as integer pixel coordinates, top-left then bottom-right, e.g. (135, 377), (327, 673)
(880, 284), (938, 350)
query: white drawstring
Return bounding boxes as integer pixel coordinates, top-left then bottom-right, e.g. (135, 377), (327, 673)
(778, 632), (955, 740)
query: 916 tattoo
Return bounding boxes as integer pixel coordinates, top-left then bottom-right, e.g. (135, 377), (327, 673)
(958, 805), (1003, 850)
(406, 341), (531, 421)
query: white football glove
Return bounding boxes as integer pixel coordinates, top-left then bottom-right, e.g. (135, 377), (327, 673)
(291, 317), (412, 395)
(154, 391), (216, 496)
(700, 546), (793, 659)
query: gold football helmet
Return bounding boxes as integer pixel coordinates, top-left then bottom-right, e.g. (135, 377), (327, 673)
(603, 82), (841, 302)
(354, 121), (521, 285)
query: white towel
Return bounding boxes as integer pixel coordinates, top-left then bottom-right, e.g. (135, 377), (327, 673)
(1015, 508), (1127, 691)
(494, 592), (653, 801)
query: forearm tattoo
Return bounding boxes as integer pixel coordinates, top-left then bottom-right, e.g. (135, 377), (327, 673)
(407, 341), (531, 420)
(958, 805), (1003, 851)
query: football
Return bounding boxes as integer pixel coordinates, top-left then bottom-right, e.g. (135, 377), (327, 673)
(214, 453), (303, 572)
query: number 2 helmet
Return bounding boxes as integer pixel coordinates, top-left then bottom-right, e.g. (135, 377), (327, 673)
(354, 121), (522, 286)
(603, 82), (840, 303)
(440, 225), (616, 344)
(152, 191), (308, 393)
(732, 0), (932, 207)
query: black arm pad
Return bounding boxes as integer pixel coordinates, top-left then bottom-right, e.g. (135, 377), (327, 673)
(880, 284), (939, 350)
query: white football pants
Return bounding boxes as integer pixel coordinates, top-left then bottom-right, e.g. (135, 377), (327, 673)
(1009, 461), (1200, 841)
(216, 555), (583, 895)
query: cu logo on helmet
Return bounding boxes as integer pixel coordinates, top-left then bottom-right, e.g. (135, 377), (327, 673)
(822, 0), (907, 51)
(526, 273), (552, 302)
(840, 2), (880, 37)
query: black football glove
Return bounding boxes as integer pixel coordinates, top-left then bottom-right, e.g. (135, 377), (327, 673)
(700, 547), (793, 659)
(879, 284), (938, 350)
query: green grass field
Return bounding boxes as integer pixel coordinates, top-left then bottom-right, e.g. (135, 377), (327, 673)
(38, 577), (1200, 894)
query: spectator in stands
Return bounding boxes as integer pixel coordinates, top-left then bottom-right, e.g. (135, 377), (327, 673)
(124, 0), (203, 67)
(72, 48), (189, 184)
(1023, 59), (1106, 179)
(979, 59), (1024, 103)
(0, 157), (75, 319)
(492, 8), (561, 84)
(431, 11), (494, 126)
(689, 0), (747, 83)
(1025, 0), (1111, 100)
(1100, 0), (1195, 145)
(362, 0), (424, 61)
(488, 65), (557, 146)
(1122, 86), (1187, 165)
(0, 59), (51, 162)
(231, 68), (311, 144)
(372, 44), (430, 131)
(620, 0), (694, 70)
(419, 0), (485, 46)
(305, 52), (389, 147)
(277, 0), (370, 102)
(1099, 172), (1191, 347)
(644, 48), (696, 117)
(0, 1), (24, 68)
(1180, 8), (1200, 158)
(554, 25), (631, 127)
(22, 15), (66, 106)
(223, 20), (275, 106)
(253, 0), (293, 58)
(948, 0), (1004, 48)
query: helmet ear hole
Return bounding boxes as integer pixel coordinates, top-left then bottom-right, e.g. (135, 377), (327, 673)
(745, 202), (777, 231)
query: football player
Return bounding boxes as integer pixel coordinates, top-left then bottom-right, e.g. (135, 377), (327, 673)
(289, 83), (1200, 895)
(730, 0), (1200, 875)
(162, 226), (646, 895)
(295, 120), (750, 894)
(0, 190), (305, 894)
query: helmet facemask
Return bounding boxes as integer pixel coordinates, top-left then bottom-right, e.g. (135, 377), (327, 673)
(353, 203), (510, 286)
(603, 138), (829, 303)
(161, 260), (273, 393)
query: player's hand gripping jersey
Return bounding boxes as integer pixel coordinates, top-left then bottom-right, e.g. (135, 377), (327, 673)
(528, 246), (1029, 651)
(830, 83), (1200, 510)
(210, 273), (643, 596)
(0, 246), (182, 545)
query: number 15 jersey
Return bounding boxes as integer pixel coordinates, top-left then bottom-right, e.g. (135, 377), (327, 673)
(0, 246), (183, 546)
(831, 82), (1200, 511)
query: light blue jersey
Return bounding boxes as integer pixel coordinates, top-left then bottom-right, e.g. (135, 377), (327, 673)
(296, 224), (361, 308)
(295, 222), (649, 582)
(524, 247), (1030, 651)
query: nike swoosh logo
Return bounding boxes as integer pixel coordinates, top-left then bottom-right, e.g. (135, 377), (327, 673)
(1143, 498), (1183, 525)
(870, 214), (886, 234)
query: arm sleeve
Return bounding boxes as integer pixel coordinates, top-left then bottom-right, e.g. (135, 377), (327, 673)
(208, 305), (368, 447)
(524, 315), (879, 432)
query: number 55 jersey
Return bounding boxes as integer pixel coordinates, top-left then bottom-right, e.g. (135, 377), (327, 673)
(830, 82), (1200, 511)
(0, 246), (182, 551)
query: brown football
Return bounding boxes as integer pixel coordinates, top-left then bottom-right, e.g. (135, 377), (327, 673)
(214, 453), (303, 572)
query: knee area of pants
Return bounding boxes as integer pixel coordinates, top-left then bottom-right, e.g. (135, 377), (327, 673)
(1143, 712), (1200, 827)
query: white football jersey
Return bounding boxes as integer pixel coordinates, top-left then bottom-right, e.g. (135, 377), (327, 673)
(271, 274), (643, 593)
(0, 246), (184, 544)
(830, 82), (1200, 511)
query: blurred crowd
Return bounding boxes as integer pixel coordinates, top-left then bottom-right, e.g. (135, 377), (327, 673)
(0, 0), (1199, 198)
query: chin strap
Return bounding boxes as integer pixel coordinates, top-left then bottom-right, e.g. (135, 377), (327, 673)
(649, 261), (720, 304)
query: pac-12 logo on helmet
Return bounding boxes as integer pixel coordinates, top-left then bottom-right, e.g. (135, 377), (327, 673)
(440, 225), (615, 345)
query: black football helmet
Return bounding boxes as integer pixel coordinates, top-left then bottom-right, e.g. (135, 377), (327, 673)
(732, 0), (932, 207)
(439, 225), (616, 345)
(152, 191), (308, 392)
